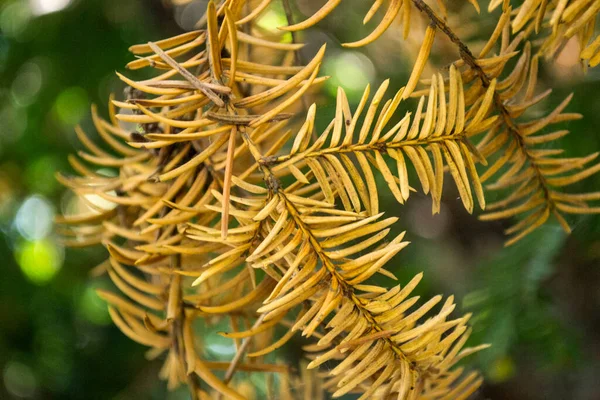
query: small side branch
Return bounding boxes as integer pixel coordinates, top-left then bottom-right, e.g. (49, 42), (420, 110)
(411, 0), (558, 218)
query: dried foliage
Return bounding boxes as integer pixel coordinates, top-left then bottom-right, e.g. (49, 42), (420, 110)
(56, 0), (600, 398)
(489, 0), (600, 66)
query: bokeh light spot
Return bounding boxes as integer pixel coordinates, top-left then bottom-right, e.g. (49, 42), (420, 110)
(323, 51), (375, 100)
(115, 107), (139, 133)
(0, 105), (28, 145)
(0, 2), (32, 38)
(3, 361), (37, 398)
(488, 355), (516, 383)
(254, 6), (292, 44)
(16, 239), (64, 285)
(256, 8), (288, 34)
(54, 87), (88, 126)
(204, 328), (236, 359)
(175, 0), (206, 31)
(78, 284), (111, 325)
(29, 0), (73, 16)
(11, 61), (43, 107)
(25, 155), (61, 195)
(15, 195), (54, 240)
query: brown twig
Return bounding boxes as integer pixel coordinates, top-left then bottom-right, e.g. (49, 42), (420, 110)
(148, 42), (225, 107)
(205, 111), (293, 125)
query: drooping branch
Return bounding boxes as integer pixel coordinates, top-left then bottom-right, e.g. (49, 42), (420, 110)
(411, 0), (587, 243)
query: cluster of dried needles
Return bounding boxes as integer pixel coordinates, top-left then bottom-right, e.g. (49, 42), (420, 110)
(57, 0), (600, 398)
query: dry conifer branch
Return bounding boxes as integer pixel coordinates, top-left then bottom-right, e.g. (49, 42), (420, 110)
(264, 69), (489, 215)
(409, 0), (600, 245)
(55, 0), (600, 398)
(488, 0), (600, 66)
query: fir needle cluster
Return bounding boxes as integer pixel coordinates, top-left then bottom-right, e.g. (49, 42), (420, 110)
(56, 0), (600, 398)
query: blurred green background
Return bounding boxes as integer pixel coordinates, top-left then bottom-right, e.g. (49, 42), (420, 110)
(1, 0), (599, 399)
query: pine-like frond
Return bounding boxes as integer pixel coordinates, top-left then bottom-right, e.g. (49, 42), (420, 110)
(411, 1), (600, 245)
(56, 0), (489, 394)
(56, 100), (296, 399)
(267, 67), (490, 215)
(468, 8), (600, 245)
(489, 0), (600, 67)
(54, 2), (327, 396)
(53, 0), (600, 397)
(184, 183), (487, 399)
